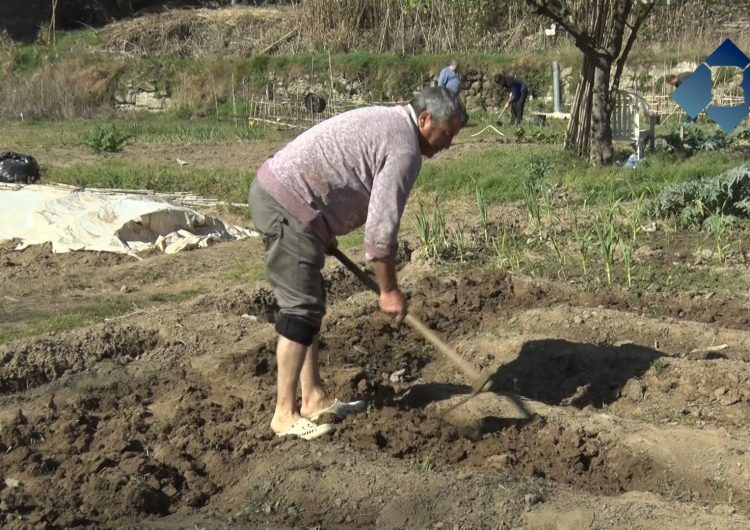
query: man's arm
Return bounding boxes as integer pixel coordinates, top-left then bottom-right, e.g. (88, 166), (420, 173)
(499, 98), (511, 117)
(371, 258), (407, 321)
(363, 150), (421, 321)
(364, 150), (420, 260)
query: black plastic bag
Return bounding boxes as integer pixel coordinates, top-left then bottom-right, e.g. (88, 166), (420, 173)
(0, 151), (41, 184)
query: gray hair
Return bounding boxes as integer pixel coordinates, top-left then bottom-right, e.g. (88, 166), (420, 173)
(410, 87), (467, 126)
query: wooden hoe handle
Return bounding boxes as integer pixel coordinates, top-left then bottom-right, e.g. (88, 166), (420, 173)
(331, 248), (480, 381)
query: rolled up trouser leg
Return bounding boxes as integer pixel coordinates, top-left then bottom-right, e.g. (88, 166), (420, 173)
(248, 180), (326, 346)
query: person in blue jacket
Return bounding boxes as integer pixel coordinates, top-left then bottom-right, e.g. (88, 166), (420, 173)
(437, 59), (462, 97)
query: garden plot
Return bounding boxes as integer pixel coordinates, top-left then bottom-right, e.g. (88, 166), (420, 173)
(2, 231), (750, 529)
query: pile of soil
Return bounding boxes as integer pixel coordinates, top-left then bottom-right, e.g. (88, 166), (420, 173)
(1, 236), (750, 528)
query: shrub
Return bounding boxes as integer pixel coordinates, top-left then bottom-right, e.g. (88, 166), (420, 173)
(84, 124), (131, 153)
(651, 165), (750, 226)
(658, 125), (728, 156)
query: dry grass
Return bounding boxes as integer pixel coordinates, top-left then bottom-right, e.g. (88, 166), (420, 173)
(93, 2), (750, 59)
(97, 3), (543, 57)
(99, 6), (294, 58)
(0, 57), (118, 120)
(0, 30), (15, 73)
(4, 2), (749, 122)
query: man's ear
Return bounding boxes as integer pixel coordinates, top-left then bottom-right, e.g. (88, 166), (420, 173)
(417, 111), (431, 129)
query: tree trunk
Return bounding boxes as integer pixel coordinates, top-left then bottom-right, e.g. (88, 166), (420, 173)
(564, 57), (613, 165)
(526, 0), (654, 165)
(565, 56), (594, 158)
(590, 65), (613, 165)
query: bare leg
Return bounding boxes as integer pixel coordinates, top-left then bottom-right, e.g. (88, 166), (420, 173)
(270, 336), (307, 434)
(299, 335), (330, 417)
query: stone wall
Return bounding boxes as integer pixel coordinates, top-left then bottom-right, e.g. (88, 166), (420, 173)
(115, 82), (173, 112)
(113, 62), (704, 116)
(113, 67), (567, 115)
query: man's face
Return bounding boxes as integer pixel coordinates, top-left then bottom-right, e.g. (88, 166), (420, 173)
(417, 111), (462, 158)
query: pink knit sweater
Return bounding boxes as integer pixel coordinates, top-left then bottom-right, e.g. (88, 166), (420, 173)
(256, 105), (422, 261)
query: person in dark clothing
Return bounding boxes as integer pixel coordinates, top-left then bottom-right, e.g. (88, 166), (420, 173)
(667, 72), (696, 123)
(667, 72), (691, 89)
(495, 73), (529, 125)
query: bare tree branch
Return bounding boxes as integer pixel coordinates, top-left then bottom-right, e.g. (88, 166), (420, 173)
(525, 0), (610, 62)
(525, 0), (655, 164)
(612, 2), (655, 95)
(606, 1), (632, 57)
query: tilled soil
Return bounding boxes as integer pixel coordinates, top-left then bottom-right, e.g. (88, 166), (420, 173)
(1, 238), (750, 529)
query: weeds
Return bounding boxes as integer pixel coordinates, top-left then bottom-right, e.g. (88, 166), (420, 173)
(650, 358), (669, 374)
(409, 454), (437, 473)
(147, 288), (207, 303)
(84, 124), (131, 153)
(224, 261), (266, 282)
(0, 300), (134, 345)
(45, 161), (252, 205)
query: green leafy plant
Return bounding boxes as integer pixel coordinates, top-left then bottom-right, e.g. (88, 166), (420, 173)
(414, 201), (448, 260)
(703, 212), (735, 264)
(84, 124), (131, 154)
(650, 358), (668, 375)
(619, 238), (634, 287)
(525, 155), (554, 181)
(651, 165), (750, 226)
(593, 201), (621, 285)
(729, 125), (750, 146)
(658, 124), (728, 156)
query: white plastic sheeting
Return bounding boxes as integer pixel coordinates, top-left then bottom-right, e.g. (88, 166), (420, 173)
(0, 183), (256, 256)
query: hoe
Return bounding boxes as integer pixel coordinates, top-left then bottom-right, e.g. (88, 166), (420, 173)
(332, 248), (530, 417)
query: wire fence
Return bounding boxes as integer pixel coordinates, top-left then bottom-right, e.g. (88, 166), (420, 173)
(245, 93), (406, 130)
(247, 96), (361, 130)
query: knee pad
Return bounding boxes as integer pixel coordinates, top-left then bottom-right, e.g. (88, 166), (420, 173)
(275, 314), (319, 346)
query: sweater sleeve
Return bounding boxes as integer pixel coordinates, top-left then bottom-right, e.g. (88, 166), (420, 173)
(364, 151), (421, 261)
